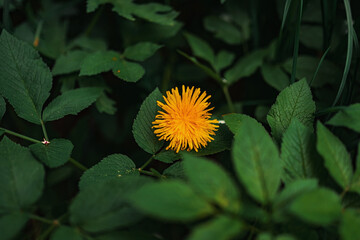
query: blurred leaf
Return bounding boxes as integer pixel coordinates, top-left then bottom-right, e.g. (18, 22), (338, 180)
(0, 137), (45, 211)
(0, 30), (52, 124)
(70, 177), (149, 233)
(289, 188), (341, 225)
(132, 88), (164, 154)
(183, 154), (240, 211)
(67, 37), (107, 52)
(339, 209), (360, 240)
(224, 113), (256, 134)
(79, 154), (139, 190)
(267, 79), (316, 140)
(123, 42), (162, 61)
(316, 122), (353, 189)
(327, 103), (360, 133)
(260, 64), (289, 91)
(281, 119), (316, 183)
(42, 87), (102, 122)
(283, 56), (341, 87)
(225, 49), (267, 85)
(184, 33), (215, 67)
(128, 180), (214, 221)
(351, 143), (360, 193)
(95, 92), (117, 115)
(187, 215), (243, 240)
(51, 226), (83, 240)
(80, 50), (121, 76)
(163, 161), (184, 179)
(112, 60), (145, 82)
(52, 50), (89, 76)
(96, 231), (159, 240)
(203, 15), (243, 45)
(300, 25), (323, 50)
(29, 139), (74, 168)
(155, 150), (180, 163)
(0, 97), (5, 121)
(232, 117), (282, 204)
(0, 212), (28, 240)
(214, 50), (235, 73)
(87, 0), (178, 26)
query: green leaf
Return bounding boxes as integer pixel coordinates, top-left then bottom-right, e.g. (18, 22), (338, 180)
(132, 88), (164, 154)
(0, 96), (5, 121)
(87, 0), (179, 26)
(163, 161), (185, 179)
(0, 137), (45, 211)
(339, 209), (360, 240)
(70, 176), (149, 233)
(289, 188), (341, 225)
(187, 215), (243, 240)
(0, 212), (28, 240)
(281, 119), (316, 183)
(213, 50), (235, 73)
(127, 180), (214, 221)
(267, 79), (316, 140)
(52, 50), (89, 76)
(67, 36), (107, 52)
(51, 226), (83, 240)
(0, 30), (52, 124)
(123, 42), (162, 61)
(155, 150), (180, 164)
(223, 113), (254, 134)
(80, 50), (121, 76)
(79, 154), (139, 190)
(183, 154), (240, 211)
(232, 117), (281, 204)
(327, 103), (360, 133)
(42, 87), (103, 122)
(350, 143), (360, 193)
(112, 60), (145, 82)
(203, 15), (243, 45)
(260, 64), (289, 91)
(29, 139), (74, 168)
(95, 93), (117, 115)
(184, 33), (215, 67)
(316, 122), (353, 189)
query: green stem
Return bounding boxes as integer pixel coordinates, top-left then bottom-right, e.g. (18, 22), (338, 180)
(85, 5), (105, 36)
(290, 0), (303, 84)
(140, 155), (155, 170)
(28, 213), (54, 225)
(0, 127), (41, 143)
(69, 158), (88, 171)
(222, 85), (235, 113)
(40, 120), (49, 141)
(37, 213), (67, 240)
(340, 186), (350, 200)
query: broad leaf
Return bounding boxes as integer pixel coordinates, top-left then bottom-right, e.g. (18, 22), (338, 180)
(327, 103), (360, 133)
(187, 215), (243, 240)
(29, 139), (74, 168)
(80, 50), (121, 76)
(0, 212), (28, 240)
(350, 143), (360, 193)
(112, 60), (145, 82)
(232, 117), (281, 204)
(0, 97), (5, 121)
(123, 42), (162, 61)
(127, 180), (214, 221)
(0, 137), (45, 211)
(260, 64), (289, 91)
(163, 161), (185, 179)
(213, 50), (235, 73)
(184, 33), (215, 67)
(42, 87), (103, 122)
(132, 88), (164, 154)
(52, 50), (89, 76)
(267, 79), (316, 140)
(79, 154), (139, 190)
(289, 188), (341, 225)
(0, 30), (52, 124)
(183, 154), (240, 212)
(339, 210), (360, 240)
(223, 113), (254, 134)
(316, 122), (353, 189)
(51, 226), (83, 240)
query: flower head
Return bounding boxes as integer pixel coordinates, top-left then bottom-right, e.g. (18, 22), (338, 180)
(152, 86), (219, 153)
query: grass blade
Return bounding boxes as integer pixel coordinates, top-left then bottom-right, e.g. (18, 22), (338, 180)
(290, 0), (303, 84)
(309, 47), (331, 87)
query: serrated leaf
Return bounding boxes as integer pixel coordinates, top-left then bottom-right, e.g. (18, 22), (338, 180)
(79, 154), (139, 190)
(281, 119), (316, 183)
(214, 50), (235, 73)
(80, 50), (121, 76)
(127, 180), (214, 221)
(339, 209), (360, 240)
(52, 50), (89, 76)
(0, 30), (52, 124)
(29, 139), (74, 168)
(327, 103), (360, 133)
(112, 60), (145, 82)
(123, 42), (162, 61)
(42, 87), (102, 122)
(224, 49), (267, 85)
(261, 64), (289, 91)
(0, 97), (5, 121)
(0, 137), (45, 211)
(187, 215), (243, 240)
(0, 212), (28, 240)
(51, 226), (83, 240)
(184, 33), (215, 67)
(316, 122), (353, 189)
(232, 117), (281, 204)
(289, 188), (341, 225)
(267, 79), (316, 140)
(132, 88), (164, 154)
(71, 176), (149, 233)
(183, 154), (240, 212)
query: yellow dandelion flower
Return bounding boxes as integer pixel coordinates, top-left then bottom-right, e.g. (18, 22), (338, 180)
(152, 86), (219, 153)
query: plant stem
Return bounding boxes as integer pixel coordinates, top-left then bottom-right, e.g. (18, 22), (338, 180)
(222, 85), (235, 113)
(140, 155), (155, 170)
(85, 5), (105, 36)
(40, 120), (49, 141)
(290, 0), (303, 84)
(69, 158), (88, 171)
(340, 186), (349, 200)
(0, 127), (42, 144)
(37, 213), (67, 240)
(28, 213), (54, 225)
